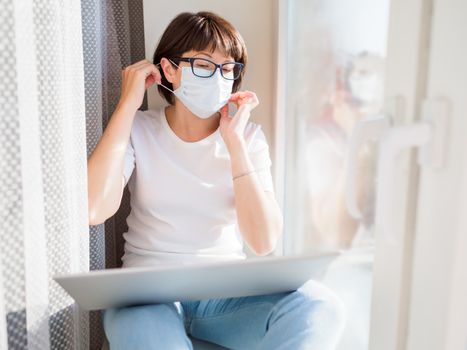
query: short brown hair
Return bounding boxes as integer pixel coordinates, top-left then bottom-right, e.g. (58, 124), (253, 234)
(152, 11), (248, 104)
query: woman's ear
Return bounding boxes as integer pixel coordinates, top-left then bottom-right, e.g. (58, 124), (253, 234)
(160, 57), (178, 84)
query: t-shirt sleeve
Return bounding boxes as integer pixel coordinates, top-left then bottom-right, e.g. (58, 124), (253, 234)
(247, 125), (275, 193)
(123, 134), (135, 187)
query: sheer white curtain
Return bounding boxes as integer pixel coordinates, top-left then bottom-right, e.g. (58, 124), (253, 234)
(0, 0), (89, 349)
(1, 0), (147, 348)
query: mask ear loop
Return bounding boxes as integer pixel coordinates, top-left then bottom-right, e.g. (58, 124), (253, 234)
(155, 59), (180, 94)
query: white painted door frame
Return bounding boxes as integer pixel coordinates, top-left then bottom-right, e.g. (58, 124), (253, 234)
(367, 0), (434, 348)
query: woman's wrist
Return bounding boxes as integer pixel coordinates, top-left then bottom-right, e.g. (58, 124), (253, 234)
(229, 139), (255, 178)
(116, 99), (138, 115)
(232, 168), (257, 181)
(227, 137), (248, 161)
(225, 135), (246, 153)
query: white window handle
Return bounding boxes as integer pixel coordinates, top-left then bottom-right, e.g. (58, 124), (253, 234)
(345, 98), (447, 242)
(375, 123), (432, 243)
(375, 98), (448, 243)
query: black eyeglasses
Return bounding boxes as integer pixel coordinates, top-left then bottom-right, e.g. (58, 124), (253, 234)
(170, 57), (244, 80)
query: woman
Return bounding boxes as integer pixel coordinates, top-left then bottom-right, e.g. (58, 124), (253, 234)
(87, 11), (346, 350)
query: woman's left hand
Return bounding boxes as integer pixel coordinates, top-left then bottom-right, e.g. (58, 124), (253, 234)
(219, 91), (259, 150)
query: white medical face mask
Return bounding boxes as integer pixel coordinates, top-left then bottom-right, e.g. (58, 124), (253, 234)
(348, 73), (383, 104)
(158, 61), (234, 119)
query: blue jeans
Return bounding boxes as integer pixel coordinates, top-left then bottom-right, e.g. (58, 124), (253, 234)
(102, 279), (346, 350)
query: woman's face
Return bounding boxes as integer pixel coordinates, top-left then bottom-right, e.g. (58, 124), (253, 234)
(161, 49), (234, 90)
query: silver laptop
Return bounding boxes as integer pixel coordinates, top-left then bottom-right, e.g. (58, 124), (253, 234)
(54, 252), (340, 311)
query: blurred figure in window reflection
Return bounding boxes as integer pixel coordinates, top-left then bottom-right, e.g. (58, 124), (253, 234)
(306, 51), (385, 250)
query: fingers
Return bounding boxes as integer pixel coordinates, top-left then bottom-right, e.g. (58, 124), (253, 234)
(122, 59), (149, 77)
(141, 64), (161, 85)
(229, 91), (256, 103)
(123, 59), (159, 76)
(220, 104), (229, 118)
(229, 91), (253, 101)
(137, 62), (161, 81)
(229, 91), (259, 108)
(122, 60), (162, 88)
(124, 59), (151, 70)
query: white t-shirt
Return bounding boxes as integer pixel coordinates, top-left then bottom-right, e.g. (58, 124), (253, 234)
(120, 107), (275, 268)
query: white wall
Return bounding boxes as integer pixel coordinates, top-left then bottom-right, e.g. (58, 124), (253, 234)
(142, 1), (276, 156)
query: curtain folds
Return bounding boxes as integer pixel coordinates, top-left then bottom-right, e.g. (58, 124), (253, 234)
(0, 0), (146, 348)
(82, 0), (146, 347)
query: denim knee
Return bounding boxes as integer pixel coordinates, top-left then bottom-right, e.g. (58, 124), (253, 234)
(103, 303), (191, 350)
(271, 280), (347, 332)
(296, 279), (347, 333)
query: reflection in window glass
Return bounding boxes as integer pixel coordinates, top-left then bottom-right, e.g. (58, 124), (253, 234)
(283, 1), (390, 349)
(285, 0), (390, 253)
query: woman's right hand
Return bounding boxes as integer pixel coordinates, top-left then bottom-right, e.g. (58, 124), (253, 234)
(118, 59), (161, 111)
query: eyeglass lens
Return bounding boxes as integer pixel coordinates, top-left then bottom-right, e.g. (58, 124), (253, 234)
(191, 58), (242, 80)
